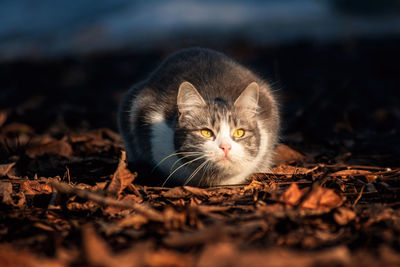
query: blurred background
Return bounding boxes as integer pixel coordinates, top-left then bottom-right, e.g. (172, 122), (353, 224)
(1, 0), (400, 59)
(1, 0), (399, 165)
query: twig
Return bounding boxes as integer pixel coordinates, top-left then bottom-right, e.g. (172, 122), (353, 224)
(49, 181), (164, 222)
(352, 184), (365, 208)
(314, 164), (390, 171)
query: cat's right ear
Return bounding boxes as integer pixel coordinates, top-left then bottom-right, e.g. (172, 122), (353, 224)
(177, 82), (206, 113)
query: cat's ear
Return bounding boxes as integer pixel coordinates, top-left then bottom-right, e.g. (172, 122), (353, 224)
(234, 82), (259, 116)
(177, 82), (206, 113)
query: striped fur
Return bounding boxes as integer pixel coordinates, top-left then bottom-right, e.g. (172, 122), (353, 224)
(118, 48), (279, 187)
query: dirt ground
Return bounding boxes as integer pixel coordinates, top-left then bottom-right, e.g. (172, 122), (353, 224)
(0, 38), (399, 266)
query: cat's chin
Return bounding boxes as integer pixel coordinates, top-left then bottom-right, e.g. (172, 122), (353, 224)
(214, 156), (236, 169)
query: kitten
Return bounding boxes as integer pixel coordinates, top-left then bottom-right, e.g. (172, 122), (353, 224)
(118, 48), (279, 187)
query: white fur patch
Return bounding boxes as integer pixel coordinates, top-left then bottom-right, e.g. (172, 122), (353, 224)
(149, 112), (187, 184)
(218, 121), (269, 185)
(215, 121), (231, 150)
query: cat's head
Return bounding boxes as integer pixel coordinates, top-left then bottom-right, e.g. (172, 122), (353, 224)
(174, 81), (263, 185)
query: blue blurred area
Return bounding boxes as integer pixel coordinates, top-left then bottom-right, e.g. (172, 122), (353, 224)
(0, 0), (400, 60)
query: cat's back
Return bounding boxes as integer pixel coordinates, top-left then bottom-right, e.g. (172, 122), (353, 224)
(150, 48), (233, 82)
(146, 48), (258, 97)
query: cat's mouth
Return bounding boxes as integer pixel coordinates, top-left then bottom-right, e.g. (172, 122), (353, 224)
(216, 155), (233, 164)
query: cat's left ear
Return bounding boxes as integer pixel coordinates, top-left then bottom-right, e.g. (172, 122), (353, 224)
(177, 81), (206, 113)
(234, 82), (259, 116)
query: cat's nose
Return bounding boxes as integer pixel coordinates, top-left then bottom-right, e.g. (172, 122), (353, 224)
(219, 143), (232, 156)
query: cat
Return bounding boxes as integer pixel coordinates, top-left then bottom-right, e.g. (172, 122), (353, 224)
(118, 48), (279, 187)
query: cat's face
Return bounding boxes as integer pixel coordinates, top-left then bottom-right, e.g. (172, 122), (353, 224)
(175, 82), (261, 185)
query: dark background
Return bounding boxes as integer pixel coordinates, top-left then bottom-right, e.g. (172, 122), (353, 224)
(1, 0), (399, 166)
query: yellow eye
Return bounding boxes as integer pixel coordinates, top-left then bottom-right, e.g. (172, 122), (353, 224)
(200, 129), (213, 138)
(233, 129), (245, 138)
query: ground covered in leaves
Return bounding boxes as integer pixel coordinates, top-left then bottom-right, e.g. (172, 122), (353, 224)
(1, 39), (400, 266)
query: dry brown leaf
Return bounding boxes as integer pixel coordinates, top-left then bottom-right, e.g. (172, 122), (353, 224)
(270, 164), (317, 176)
(107, 150), (137, 196)
(334, 207), (356, 225)
(300, 187), (344, 210)
(243, 180), (265, 191)
(20, 181), (53, 195)
(274, 144), (305, 164)
(365, 174), (379, 183)
(280, 183), (303, 206)
(183, 186), (209, 197)
(0, 162), (15, 176)
(26, 139), (73, 158)
(162, 187), (191, 198)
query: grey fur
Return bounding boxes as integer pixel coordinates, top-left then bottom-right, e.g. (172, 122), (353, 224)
(118, 48), (279, 187)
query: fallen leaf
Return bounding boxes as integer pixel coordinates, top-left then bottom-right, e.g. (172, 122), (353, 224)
(243, 180), (265, 191)
(334, 207), (356, 225)
(20, 181), (53, 195)
(300, 187), (344, 210)
(162, 187), (190, 198)
(365, 174), (379, 183)
(280, 183), (303, 206)
(0, 162), (15, 176)
(107, 151), (137, 196)
(270, 164), (317, 176)
(183, 186), (209, 197)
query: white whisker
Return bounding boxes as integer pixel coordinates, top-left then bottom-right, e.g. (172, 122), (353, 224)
(161, 155), (206, 187)
(184, 160), (209, 186)
(152, 151), (201, 172)
(169, 153), (201, 172)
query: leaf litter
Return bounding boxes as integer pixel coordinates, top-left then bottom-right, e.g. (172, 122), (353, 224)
(1, 41), (400, 266)
(1, 122), (399, 267)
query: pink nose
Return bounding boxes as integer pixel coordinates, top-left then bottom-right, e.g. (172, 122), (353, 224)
(219, 143), (232, 156)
